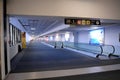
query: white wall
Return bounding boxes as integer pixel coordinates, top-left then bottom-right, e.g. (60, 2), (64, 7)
(7, 0), (120, 20)
(105, 24), (120, 46)
(77, 24), (120, 46)
(69, 32), (74, 42)
(9, 43), (22, 60)
(104, 25), (120, 55)
(73, 32), (78, 43)
(78, 31), (89, 43)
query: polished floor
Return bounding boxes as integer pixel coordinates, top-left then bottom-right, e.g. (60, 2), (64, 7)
(6, 41), (120, 80)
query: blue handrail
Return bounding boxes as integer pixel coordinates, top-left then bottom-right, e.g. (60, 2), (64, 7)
(101, 45), (115, 56)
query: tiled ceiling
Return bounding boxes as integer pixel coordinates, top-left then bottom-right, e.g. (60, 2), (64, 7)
(16, 16), (64, 37)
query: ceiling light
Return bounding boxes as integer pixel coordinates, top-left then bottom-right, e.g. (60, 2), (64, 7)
(31, 28), (36, 30)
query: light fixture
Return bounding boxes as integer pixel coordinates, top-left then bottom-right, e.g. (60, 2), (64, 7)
(31, 28), (36, 30)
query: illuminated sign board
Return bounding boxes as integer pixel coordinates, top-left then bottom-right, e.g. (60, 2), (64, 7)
(64, 18), (101, 25)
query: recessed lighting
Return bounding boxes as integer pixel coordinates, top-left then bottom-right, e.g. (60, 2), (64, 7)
(31, 28), (36, 30)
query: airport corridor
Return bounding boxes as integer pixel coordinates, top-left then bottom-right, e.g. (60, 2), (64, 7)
(11, 41), (120, 73)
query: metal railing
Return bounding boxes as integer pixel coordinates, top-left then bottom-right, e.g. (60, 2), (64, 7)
(101, 45), (115, 56)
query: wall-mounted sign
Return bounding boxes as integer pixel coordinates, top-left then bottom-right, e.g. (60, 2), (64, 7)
(89, 29), (104, 45)
(64, 18), (101, 25)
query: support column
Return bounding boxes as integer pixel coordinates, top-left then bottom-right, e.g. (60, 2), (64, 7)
(0, 0), (4, 80)
(1, 0), (9, 80)
(73, 31), (79, 43)
(0, 0), (2, 79)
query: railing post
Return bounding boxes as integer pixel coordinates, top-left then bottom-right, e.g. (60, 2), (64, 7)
(96, 45), (103, 58)
(54, 42), (56, 48)
(108, 45), (116, 57)
(61, 42), (64, 48)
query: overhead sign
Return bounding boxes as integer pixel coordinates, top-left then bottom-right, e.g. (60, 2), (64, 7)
(64, 18), (101, 25)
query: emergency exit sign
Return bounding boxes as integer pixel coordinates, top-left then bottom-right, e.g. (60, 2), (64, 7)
(64, 18), (101, 25)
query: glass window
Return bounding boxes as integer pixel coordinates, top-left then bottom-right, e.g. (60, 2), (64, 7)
(9, 23), (22, 46)
(9, 24), (13, 46)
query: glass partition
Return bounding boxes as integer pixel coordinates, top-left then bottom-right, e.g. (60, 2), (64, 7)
(43, 41), (119, 57)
